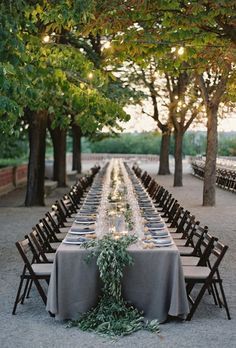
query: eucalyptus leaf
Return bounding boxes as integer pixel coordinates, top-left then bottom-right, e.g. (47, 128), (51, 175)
(68, 235), (160, 337)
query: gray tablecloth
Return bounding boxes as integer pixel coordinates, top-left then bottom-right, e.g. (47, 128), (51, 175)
(46, 242), (189, 323)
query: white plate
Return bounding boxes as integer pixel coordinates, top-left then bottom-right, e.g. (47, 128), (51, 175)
(155, 242), (174, 247)
(153, 238), (172, 244)
(80, 210), (97, 214)
(151, 233), (169, 238)
(63, 240), (83, 245)
(146, 217), (162, 221)
(148, 226), (166, 231)
(74, 220), (95, 225)
(69, 230), (95, 235)
(85, 200), (100, 204)
(75, 220), (95, 224)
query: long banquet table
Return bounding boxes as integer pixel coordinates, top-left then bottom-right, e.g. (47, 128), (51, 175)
(46, 160), (189, 323)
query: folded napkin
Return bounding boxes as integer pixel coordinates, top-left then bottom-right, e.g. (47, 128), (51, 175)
(146, 222), (165, 229)
(143, 212), (160, 218)
(85, 199), (100, 203)
(81, 207), (98, 212)
(65, 236), (88, 243)
(83, 201), (100, 205)
(145, 219), (162, 224)
(143, 237), (172, 246)
(153, 237), (172, 244)
(139, 202), (153, 206)
(74, 222), (96, 228)
(70, 226), (95, 233)
(151, 232), (169, 238)
(75, 215), (96, 221)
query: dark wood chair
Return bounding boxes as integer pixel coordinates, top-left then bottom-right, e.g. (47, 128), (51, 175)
(12, 238), (53, 315)
(28, 230), (55, 263)
(181, 232), (215, 267)
(177, 225), (206, 256)
(183, 240), (231, 320)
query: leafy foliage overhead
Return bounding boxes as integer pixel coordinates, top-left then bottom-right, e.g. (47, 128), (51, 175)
(1, 0), (235, 137)
(0, 0), (134, 135)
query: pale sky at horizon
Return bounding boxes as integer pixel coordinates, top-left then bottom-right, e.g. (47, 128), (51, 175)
(119, 105), (236, 133)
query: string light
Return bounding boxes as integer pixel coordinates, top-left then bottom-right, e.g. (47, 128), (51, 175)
(154, 71), (159, 78)
(42, 35), (50, 43)
(103, 41), (111, 49)
(88, 72), (94, 79)
(177, 46), (185, 55)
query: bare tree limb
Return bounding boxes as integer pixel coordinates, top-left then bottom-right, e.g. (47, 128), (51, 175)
(211, 63), (231, 105)
(196, 74), (209, 106)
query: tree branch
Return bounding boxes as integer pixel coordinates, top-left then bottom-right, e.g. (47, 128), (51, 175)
(211, 64), (231, 105)
(215, 16), (236, 46)
(183, 107), (199, 132)
(196, 74), (209, 106)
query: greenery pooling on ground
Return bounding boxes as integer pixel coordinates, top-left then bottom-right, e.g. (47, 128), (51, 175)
(67, 234), (160, 337)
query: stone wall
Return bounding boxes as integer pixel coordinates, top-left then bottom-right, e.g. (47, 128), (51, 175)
(0, 164), (28, 195)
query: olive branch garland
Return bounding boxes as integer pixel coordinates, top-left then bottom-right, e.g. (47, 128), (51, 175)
(124, 203), (134, 230)
(67, 235), (160, 337)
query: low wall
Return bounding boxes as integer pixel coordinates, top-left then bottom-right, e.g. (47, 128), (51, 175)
(0, 164), (28, 195)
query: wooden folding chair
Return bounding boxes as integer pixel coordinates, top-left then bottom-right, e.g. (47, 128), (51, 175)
(162, 200), (179, 222)
(168, 209), (190, 235)
(45, 211), (70, 235)
(172, 215), (199, 243)
(156, 192), (172, 213)
(181, 232), (216, 267)
(183, 241), (231, 320)
(40, 217), (67, 242)
(35, 224), (60, 252)
(12, 238), (53, 315)
(177, 225), (206, 256)
(28, 230), (55, 263)
(167, 206), (184, 230)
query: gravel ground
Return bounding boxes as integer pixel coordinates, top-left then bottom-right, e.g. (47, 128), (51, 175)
(0, 159), (235, 348)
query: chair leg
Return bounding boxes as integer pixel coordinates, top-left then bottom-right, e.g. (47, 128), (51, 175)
(33, 278), (48, 305)
(12, 276), (25, 315)
(21, 278), (30, 304)
(186, 283), (208, 321)
(216, 280), (231, 320)
(26, 279), (33, 299)
(208, 283), (219, 306)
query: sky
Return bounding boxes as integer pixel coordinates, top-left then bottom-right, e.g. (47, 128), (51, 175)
(119, 105), (236, 133)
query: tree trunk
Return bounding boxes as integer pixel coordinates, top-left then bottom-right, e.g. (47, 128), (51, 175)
(203, 105), (218, 206)
(49, 125), (67, 187)
(158, 129), (171, 175)
(174, 130), (183, 187)
(72, 124), (82, 173)
(25, 110), (47, 206)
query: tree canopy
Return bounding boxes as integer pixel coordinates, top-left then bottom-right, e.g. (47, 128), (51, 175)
(1, 0), (236, 206)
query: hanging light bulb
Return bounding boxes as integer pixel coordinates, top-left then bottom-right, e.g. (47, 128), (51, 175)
(103, 41), (111, 49)
(42, 34), (50, 43)
(88, 72), (93, 79)
(177, 46), (185, 55)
